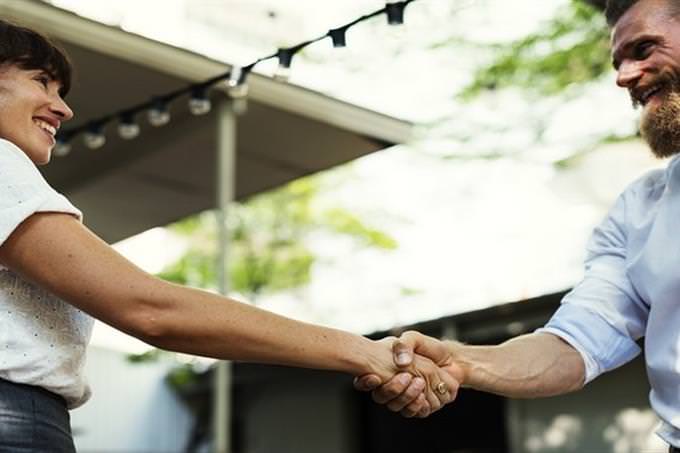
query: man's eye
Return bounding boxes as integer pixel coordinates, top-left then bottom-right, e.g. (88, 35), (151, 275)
(634, 41), (654, 59)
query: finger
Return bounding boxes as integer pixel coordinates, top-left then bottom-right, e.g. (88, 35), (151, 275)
(403, 331), (451, 366)
(385, 377), (426, 412)
(435, 367), (461, 405)
(371, 373), (413, 405)
(393, 335), (416, 367)
(424, 388), (442, 414)
(417, 405), (431, 418)
(353, 374), (381, 392)
(401, 393), (430, 418)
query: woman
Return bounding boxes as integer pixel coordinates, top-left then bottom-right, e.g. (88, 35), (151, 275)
(0, 20), (456, 451)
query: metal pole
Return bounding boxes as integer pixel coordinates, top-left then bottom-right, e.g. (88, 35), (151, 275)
(213, 97), (236, 453)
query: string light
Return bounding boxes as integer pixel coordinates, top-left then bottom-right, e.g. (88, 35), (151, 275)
(53, 134), (72, 157)
(148, 99), (171, 127)
(118, 112), (140, 140)
(274, 48), (294, 82)
(189, 86), (212, 115)
(83, 123), (106, 149)
(55, 0), (418, 155)
(328, 27), (348, 48)
(227, 66), (250, 99)
(386, 1), (408, 25)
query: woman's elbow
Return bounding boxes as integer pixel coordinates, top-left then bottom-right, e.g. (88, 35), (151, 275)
(125, 306), (172, 346)
(114, 286), (177, 346)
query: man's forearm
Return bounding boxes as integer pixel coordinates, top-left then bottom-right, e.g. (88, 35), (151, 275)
(449, 333), (585, 398)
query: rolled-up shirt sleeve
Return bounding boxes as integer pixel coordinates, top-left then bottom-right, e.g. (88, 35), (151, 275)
(0, 139), (82, 249)
(537, 189), (648, 384)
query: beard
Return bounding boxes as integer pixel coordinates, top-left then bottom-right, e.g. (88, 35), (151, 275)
(639, 79), (680, 159)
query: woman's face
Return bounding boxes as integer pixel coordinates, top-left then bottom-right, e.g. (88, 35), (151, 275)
(0, 64), (73, 165)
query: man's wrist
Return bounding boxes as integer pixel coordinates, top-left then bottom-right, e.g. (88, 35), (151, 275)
(445, 339), (471, 387)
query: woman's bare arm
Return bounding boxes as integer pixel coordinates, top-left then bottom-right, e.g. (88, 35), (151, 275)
(0, 212), (456, 406)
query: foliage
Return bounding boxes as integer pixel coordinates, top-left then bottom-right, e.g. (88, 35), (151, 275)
(156, 174), (397, 301)
(459, 0), (610, 100)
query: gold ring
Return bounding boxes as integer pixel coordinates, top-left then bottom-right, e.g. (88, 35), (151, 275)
(436, 382), (448, 395)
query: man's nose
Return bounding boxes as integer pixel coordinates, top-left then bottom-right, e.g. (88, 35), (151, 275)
(616, 60), (643, 89)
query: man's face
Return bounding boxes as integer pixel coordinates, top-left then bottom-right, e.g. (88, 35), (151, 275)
(0, 64), (73, 165)
(612, 0), (680, 158)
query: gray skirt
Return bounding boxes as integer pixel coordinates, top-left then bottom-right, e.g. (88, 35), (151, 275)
(0, 377), (75, 452)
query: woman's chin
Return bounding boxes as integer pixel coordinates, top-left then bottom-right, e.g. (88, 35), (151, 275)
(25, 147), (52, 165)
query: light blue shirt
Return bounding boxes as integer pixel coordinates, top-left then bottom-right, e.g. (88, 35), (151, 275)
(538, 155), (680, 447)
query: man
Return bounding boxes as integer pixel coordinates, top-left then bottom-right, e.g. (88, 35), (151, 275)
(356, 1), (680, 451)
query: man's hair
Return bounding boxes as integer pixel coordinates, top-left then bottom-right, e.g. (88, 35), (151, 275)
(605, 0), (680, 26)
(0, 20), (72, 96)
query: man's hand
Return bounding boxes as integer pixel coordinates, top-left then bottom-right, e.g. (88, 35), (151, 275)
(354, 331), (465, 418)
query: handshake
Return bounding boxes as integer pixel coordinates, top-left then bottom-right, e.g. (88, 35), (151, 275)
(354, 331), (466, 418)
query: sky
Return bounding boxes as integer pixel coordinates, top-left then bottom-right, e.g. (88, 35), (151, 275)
(39, 0), (665, 352)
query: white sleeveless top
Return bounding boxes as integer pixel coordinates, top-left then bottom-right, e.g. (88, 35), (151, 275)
(0, 139), (93, 409)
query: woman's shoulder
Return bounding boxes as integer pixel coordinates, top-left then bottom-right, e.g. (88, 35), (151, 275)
(0, 138), (37, 170)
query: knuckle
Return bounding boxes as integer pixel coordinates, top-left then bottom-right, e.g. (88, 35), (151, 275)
(387, 400), (405, 412)
(382, 383), (401, 398)
(404, 385), (422, 400)
(402, 330), (420, 341)
(372, 390), (390, 404)
(401, 409), (416, 419)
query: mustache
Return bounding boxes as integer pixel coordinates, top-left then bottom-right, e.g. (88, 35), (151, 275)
(630, 72), (680, 109)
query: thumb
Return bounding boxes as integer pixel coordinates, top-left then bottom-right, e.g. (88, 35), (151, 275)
(393, 333), (418, 367)
(397, 331), (451, 367)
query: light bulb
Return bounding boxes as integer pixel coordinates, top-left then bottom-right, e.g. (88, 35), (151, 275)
(118, 113), (140, 140)
(227, 67), (249, 99)
(328, 28), (347, 48)
(274, 64), (291, 82)
(118, 122), (140, 140)
(148, 104), (171, 127)
(385, 1), (406, 25)
(189, 91), (212, 116)
(83, 130), (106, 150)
(274, 49), (293, 82)
(53, 138), (72, 157)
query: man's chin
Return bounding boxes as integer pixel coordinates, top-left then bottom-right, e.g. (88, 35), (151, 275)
(640, 94), (680, 159)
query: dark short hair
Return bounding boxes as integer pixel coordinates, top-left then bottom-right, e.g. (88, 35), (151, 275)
(0, 20), (72, 96)
(605, 0), (680, 26)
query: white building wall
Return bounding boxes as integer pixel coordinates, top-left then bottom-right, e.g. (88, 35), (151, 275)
(70, 345), (194, 453)
(507, 357), (667, 453)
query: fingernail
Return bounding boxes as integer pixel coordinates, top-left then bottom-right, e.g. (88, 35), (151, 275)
(367, 377), (379, 388)
(413, 377), (425, 390)
(398, 374), (410, 385)
(396, 352), (410, 365)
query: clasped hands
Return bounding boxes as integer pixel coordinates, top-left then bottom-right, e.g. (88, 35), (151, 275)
(357, 331), (465, 418)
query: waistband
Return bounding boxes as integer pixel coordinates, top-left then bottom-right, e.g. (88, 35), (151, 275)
(0, 377), (67, 408)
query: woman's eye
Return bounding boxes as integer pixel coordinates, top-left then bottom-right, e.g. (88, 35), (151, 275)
(34, 75), (49, 88)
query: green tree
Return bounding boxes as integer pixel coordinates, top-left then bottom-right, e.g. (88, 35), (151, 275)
(157, 173), (397, 302)
(440, 0), (638, 166)
(129, 172), (396, 372)
(460, 0), (610, 100)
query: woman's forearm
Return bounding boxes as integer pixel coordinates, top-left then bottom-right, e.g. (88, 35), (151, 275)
(137, 277), (389, 378)
(450, 333), (585, 398)
(0, 213), (443, 389)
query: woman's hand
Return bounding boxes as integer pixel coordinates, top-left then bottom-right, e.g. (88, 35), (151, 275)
(355, 331), (465, 418)
(361, 335), (460, 418)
